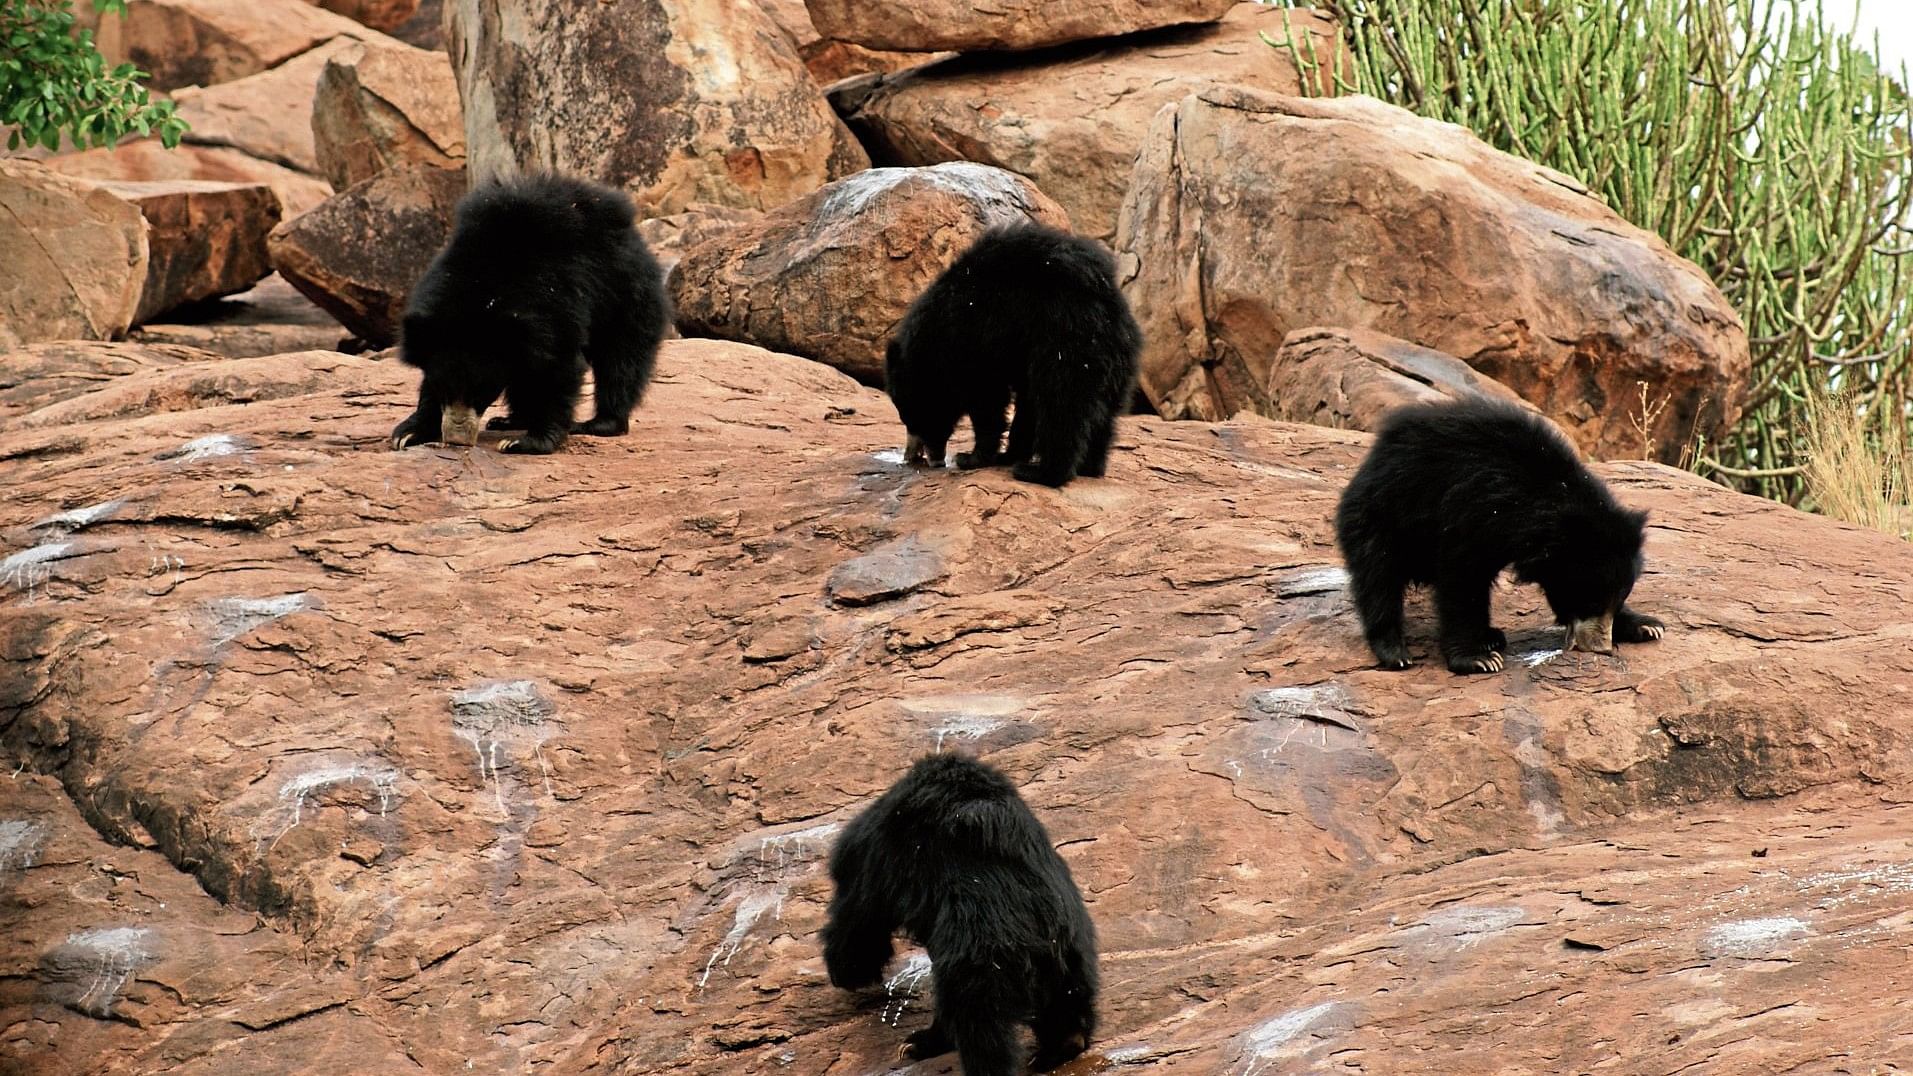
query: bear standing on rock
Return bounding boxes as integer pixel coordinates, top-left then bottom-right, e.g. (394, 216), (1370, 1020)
(391, 173), (670, 455)
(1335, 398), (1666, 674)
(884, 224), (1141, 487)
(821, 753), (1098, 1076)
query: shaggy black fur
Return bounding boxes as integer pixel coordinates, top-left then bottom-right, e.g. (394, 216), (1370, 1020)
(391, 172), (669, 455)
(884, 224), (1141, 487)
(821, 753), (1098, 1075)
(1333, 398), (1666, 674)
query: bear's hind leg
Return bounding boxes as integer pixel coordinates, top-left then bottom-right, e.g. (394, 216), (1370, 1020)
(1615, 604), (1665, 643)
(1011, 400), (1092, 488)
(497, 367), (581, 456)
(1076, 413), (1115, 478)
(1346, 549), (1412, 669)
(576, 301), (663, 437)
(1434, 562), (1505, 674)
(1029, 985), (1094, 1071)
(955, 397), (1009, 470)
(1003, 403), (1035, 465)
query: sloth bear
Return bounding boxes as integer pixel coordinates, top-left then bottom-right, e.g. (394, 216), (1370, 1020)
(1334, 398), (1666, 674)
(821, 753), (1098, 1075)
(884, 224), (1141, 487)
(390, 173), (669, 455)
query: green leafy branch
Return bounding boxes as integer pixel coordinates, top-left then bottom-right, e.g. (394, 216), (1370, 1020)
(1, 0), (186, 153)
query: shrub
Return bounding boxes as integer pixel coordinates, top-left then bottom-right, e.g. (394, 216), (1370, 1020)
(1, 0), (185, 152)
(1269, 0), (1913, 505)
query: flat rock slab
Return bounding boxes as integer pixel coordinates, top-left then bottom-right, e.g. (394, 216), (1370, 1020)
(131, 274), (347, 359)
(1267, 325), (1537, 432)
(170, 37), (367, 176)
(805, 0), (1237, 52)
(44, 141), (334, 219)
(1116, 86), (1750, 462)
(78, 0), (375, 90)
(2, 338), (1910, 1072)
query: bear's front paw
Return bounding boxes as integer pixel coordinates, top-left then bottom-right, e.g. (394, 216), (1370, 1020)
(484, 413), (523, 432)
(571, 415), (628, 437)
(1011, 462), (1069, 487)
(1485, 626), (1508, 653)
(391, 413), (437, 450)
(1446, 649), (1505, 675)
(953, 450), (997, 470)
(1369, 637), (1413, 670)
(499, 431), (566, 455)
(1615, 610), (1665, 643)
(902, 1024), (954, 1061)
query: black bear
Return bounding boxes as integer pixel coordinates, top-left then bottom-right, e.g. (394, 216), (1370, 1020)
(821, 753), (1098, 1075)
(390, 172), (670, 455)
(884, 223), (1141, 487)
(1334, 398), (1666, 674)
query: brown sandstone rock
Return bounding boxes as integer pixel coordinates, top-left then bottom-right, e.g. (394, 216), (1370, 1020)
(1, 338), (1909, 1073)
(1116, 86), (1751, 462)
(311, 39), (465, 190)
(443, 0), (868, 216)
(838, 3), (1347, 243)
(266, 164), (464, 344)
(44, 141), (333, 218)
(635, 203), (764, 281)
(0, 161), (148, 348)
(757, 0), (937, 85)
(387, 0), (442, 50)
(1267, 326), (1536, 432)
(78, 0), (372, 91)
(131, 274), (348, 359)
(668, 163), (1069, 381)
(299, 0), (419, 32)
(805, 0), (1238, 52)
(0, 340), (220, 423)
(169, 38), (365, 176)
(92, 180), (281, 324)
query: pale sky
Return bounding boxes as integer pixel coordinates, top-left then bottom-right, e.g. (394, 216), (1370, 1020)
(1847, 1), (1910, 70)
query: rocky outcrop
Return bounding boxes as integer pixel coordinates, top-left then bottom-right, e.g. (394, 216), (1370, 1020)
(837, 3), (1347, 243)
(78, 0), (372, 91)
(132, 275), (349, 359)
(1116, 86), (1750, 462)
(0, 161), (148, 348)
(43, 141), (334, 218)
(169, 38), (365, 177)
(2, 338), (1909, 1074)
(805, 0), (1238, 52)
(0, 340), (219, 422)
(444, 0), (868, 216)
(1268, 326), (1536, 432)
(669, 163), (1069, 381)
(300, 0), (418, 32)
(636, 203), (763, 281)
(311, 39), (464, 190)
(757, 0), (935, 85)
(92, 179), (281, 324)
(266, 164), (464, 344)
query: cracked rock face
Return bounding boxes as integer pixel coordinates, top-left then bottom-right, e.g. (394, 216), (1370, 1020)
(805, 0), (1238, 53)
(1116, 86), (1752, 462)
(3, 338), (1911, 1072)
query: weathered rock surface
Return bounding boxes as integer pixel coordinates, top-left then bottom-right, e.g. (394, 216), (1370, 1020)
(1268, 326), (1536, 432)
(312, 39), (464, 190)
(43, 141), (333, 218)
(78, 0), (372, 91)
(444, 0), (868, 216)
(131, 274), (348, 359)
(0, 340), (220, 424)
(670, 163), (1069, 381)
(806, 0), (1238, 52)
(92, 179), (281, 324)
(837, 3), (1345, 243)
(266, 164), (464, 344)
(387, 0), (441, 49)
(635, 203), (763, 281)
(299, 0), (418, 32)
(1116, 86), (1751, 462)
(0, 161), (148, 348)
(758, 0), (936, 85)
(169, 38), (364, 176)
(2, 338), (1910, 1073)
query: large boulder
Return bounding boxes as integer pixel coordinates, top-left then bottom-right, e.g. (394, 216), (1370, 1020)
(311, 39), (465, 190)
(804, 0), (1237, 51)
(0, 161), (148, 348)
(169, 38), (367, 176)
(2, 338), (1909, 1073)
(78, 0), (372, 91)
(43, 141), (334, 218)
(1116, 87), (1750, 462)
(443, 0), (868, 215)
(1268, 326), (1536, 432)
(92, 180), (282, 324)
(298, 0), (418, 32)
(837, 3), (1347, 243)
(636, 203), (763, 281)
(669, 163), (1069, 381)
(266, 164), (464, 344)
(757, 0), (936, 85)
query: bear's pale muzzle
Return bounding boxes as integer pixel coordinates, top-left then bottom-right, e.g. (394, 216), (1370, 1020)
(1564, 612), (1615, 654)
(441, 402), (483, 447)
